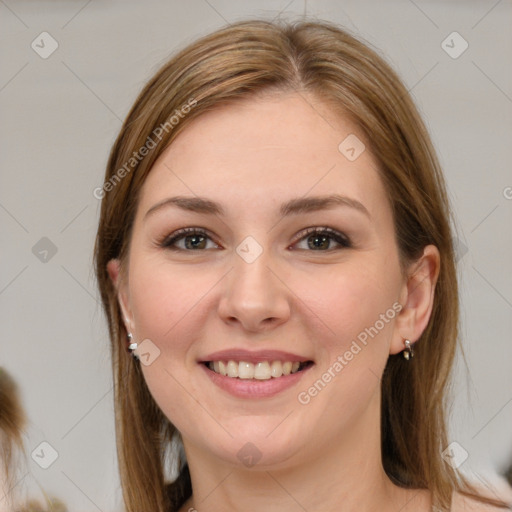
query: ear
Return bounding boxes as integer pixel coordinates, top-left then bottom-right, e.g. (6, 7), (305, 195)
(107, 258), (134, 333)
(389, 245), (440, 355)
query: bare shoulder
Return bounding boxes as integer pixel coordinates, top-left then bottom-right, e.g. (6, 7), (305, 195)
(451, 490), (512, 512)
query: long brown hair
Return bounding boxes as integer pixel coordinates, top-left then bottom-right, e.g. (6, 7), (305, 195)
(94, 19), (509, 511)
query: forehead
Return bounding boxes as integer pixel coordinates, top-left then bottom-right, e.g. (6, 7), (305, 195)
(137, 92), (389, 221)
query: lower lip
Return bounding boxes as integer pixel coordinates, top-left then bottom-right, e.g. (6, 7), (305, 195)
(200, 363), (313, 399)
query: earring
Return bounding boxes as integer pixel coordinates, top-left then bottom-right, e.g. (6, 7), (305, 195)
(127, 332), (139, 359)
(403, 339), (414, 360)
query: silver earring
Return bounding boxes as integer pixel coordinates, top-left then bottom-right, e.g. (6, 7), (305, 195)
(403, 339), (414, 360)
(127, 332), (139, 359)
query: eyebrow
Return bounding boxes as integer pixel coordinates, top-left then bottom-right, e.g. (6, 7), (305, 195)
(144, 194), (371, 220)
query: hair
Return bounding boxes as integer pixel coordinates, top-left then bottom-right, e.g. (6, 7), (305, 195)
(0, 367), (68, 512)
(0, 366), (26, 507)
(94, 19), (510, 512)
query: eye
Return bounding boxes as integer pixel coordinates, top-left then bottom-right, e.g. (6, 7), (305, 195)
(292, 227), (351, 251)
(160, 226), (351, 252)
(160, 228), (220, 251)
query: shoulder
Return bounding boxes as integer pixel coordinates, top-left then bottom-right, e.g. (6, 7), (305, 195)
(451, 489), (512, 512)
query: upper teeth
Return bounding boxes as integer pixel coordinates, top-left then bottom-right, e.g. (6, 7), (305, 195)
(208, 360), (302, 380)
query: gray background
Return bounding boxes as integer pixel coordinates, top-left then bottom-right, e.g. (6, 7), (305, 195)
(1, 1), (511, 510)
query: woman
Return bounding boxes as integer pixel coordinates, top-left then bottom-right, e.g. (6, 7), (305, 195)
(94, 19), (511, 512)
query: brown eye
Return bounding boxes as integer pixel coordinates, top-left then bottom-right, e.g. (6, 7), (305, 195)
(293, 227), (351, 251)
(307, 233), (331, 250)
(182, 233), (208, 250)
(161, 228), (219, 251)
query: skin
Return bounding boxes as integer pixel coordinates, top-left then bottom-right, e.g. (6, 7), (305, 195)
(108, 91), (441, 511)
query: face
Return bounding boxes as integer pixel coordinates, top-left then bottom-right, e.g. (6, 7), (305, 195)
(112, 92), (410, 469)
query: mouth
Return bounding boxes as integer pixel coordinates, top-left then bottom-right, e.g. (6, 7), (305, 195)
(198, 349), (315, 398)
(203, 360), (314, 380)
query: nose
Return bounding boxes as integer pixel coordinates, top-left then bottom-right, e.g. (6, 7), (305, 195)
(217, 249), (291, 333)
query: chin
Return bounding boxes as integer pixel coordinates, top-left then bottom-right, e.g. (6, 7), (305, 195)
(200, 415), (309, 468)
(212, 436), (304, 471)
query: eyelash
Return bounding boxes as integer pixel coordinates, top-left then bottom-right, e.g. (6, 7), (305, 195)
(159, 226), (352, 252)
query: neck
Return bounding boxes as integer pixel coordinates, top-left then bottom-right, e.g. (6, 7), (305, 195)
(180, 391), (429, 512)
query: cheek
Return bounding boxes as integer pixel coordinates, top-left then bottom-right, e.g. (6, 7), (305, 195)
(126, 255), (223, 413)
(295, 256), (401, 355)
(289, 263), (400, 436)
(128, 255), (213, 346)
(127, 257), (215, 432)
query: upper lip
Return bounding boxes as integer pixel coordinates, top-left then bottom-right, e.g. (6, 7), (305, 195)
(199, 349), (313, 364)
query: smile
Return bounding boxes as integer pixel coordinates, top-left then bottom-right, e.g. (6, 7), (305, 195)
(205, 360), (312, 380)
(199, 349), (315, 398)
